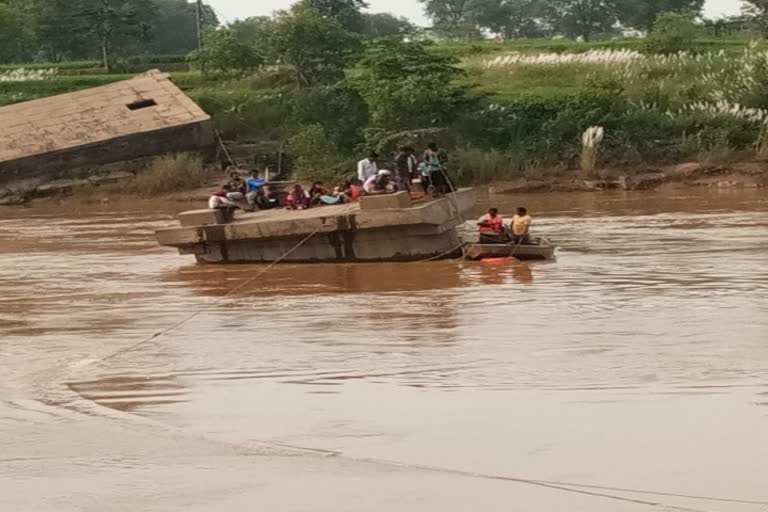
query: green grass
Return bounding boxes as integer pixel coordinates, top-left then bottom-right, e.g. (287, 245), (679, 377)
(466, 63), (597, 99)
(0, 75), (129, 106)
(0, 71), (214, 107)
(0, 54), (191, 76)
(430, 37), (761, 60)
(0, 37), (758, 107)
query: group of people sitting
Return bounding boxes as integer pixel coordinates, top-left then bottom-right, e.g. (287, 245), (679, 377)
(478, 207), (533, 245)
(208, 142), (453, 221)
(208, 170), (280, 222)
(208, 170), (363, 218)
(284, 180), (362, 210)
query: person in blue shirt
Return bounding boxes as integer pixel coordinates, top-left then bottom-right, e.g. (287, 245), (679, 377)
(245, 170), (267, 207)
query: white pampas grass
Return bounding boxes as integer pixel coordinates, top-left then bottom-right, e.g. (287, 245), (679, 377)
(581, 126), (605, 177)
(0, 68), (58, 82)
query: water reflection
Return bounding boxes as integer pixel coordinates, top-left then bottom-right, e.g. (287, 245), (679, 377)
(464, 260), (537, 286)
(169, 261), (466, 297)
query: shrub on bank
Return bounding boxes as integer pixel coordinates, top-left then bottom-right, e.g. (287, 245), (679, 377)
(108, 154), (213, 197)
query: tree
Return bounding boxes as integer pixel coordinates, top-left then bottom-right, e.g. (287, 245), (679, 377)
(83, 0), (157, 70)
(0, 3), (32, 63)
(5, 0), (223, 64)
(420, 0), (486, 39)
(33, 0), (157, 68)
(421, 0), (474, 26)
(229, 16), (282, 63)
(191, 28), (264, 77)
(743, 0), (768, 35)
(231, 16), (276, 45)
(269, 3), (362, 86)
(616, 0), (704, 31)
(544, 0), (619, 41)
(149, 0), (218, 55)
(306, 0), (368, 32)
(468, 0), (549, 39)
(645, 10), (700, 54)
(350, 38), (474, 134)
(431, 22), (484, 41)
(289, 84), (369, 151)
(30, 0), (98, 61)
(361, 13), (417, 37)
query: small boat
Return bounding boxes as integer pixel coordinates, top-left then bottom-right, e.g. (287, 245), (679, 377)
(464, 237), (556, 261)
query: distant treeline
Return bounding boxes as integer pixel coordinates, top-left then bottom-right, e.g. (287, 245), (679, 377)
(0, 0), (220, 67)
(419, 0), (763, 41)
(0, 0), (416, 67)
(2, 1), (765, 68)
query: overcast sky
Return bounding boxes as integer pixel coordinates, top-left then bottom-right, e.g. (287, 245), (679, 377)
(206, 0), (741, 25)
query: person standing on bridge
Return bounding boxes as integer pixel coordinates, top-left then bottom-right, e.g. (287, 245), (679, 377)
(357, 152), (379, 183)
(423, 143), (450, 196)
(395, 146), (416, 192)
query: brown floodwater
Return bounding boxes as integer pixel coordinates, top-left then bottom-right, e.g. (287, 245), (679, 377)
(1, 189), (767, 512)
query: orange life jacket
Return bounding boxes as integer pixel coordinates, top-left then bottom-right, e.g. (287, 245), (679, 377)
(479, 214), (504, 234)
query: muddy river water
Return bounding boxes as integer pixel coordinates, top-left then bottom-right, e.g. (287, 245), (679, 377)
(1, 189), (767, 512)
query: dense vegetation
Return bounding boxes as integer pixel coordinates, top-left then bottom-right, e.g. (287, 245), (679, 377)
(2, 0), (768, 184)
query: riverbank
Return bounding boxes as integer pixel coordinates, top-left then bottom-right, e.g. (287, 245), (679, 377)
(489, 162), (768, 194)
(2, 161), (765, 209)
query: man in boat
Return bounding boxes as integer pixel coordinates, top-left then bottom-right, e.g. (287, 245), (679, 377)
(478, 208), (510, 244)
(512, 207), (532, 244)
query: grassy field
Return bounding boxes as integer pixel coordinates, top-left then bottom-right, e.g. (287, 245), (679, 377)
(430, 37), (759, 57)
(0, 37), (759, 106)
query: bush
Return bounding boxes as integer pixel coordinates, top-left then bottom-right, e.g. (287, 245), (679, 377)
(351, 38), (475, 131)
(645, 11), (700, 55)
(288, 124), (352, 182)
(189, 28), (264, 78)
(105, 154), (213, 197)
(190, 88), (290, 142)
(451, 147), (528, 185)
(288, 84), (369, 152)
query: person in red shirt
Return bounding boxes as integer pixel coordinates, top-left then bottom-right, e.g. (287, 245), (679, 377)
(478, 208), (509, 243)
(344, 180), (362, 201)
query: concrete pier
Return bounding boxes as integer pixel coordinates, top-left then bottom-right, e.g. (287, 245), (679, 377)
(156, 189), (476, 263)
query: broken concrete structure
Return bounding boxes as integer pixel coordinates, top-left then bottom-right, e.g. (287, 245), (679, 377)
(0, 69), (213, 190)
(157, 189), (477, 263)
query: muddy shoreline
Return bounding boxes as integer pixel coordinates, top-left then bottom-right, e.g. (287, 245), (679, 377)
(490, 162), (768, 194)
